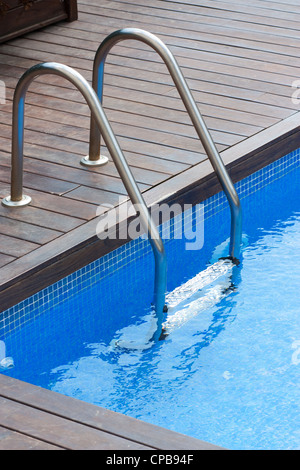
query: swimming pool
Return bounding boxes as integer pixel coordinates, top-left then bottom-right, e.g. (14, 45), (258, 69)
(1, 149), (299, 450)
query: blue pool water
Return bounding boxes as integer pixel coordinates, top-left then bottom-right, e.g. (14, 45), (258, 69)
(1, 151), (299, 450)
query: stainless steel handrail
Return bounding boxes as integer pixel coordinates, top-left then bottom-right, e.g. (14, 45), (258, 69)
(84, 28), (242, 261)
(1, 62), (167, 330)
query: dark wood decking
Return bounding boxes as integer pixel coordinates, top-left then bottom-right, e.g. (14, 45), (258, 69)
(1, 0), (300, 450)
(0, 374), (222, 450)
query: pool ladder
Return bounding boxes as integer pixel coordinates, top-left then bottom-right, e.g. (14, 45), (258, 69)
(2, 28), (242, 342)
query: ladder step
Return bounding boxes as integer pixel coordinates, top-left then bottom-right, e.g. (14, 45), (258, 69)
(112, 259), (235, 350)
(166, 259), (233, 309)
(163, 259), (234, 334)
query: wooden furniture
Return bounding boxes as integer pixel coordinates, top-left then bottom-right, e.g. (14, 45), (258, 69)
(0, 0), (78, 43)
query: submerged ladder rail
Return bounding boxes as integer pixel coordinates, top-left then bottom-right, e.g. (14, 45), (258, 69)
(84, 28), (242, 261)
(1, 62), (167, 334)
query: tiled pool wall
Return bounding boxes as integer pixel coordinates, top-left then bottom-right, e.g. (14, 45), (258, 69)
(1, 148), (299, 339)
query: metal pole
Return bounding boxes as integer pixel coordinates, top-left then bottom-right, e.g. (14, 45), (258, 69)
(85, 28), (242, 261)
(1, 62), (167, 326)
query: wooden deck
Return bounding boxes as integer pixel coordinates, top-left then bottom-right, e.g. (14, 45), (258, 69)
(0, 374), (222, 450)
(1, 0), (300, 450)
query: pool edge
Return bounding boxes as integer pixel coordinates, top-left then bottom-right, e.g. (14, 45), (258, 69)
(0, 112), (299, 311)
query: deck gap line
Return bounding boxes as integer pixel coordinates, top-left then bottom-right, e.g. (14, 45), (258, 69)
(22, 20), (300, 56)
(0, 423), (68, 450)
(0, 392), (158, 450)
(8, 28), (300, 68)
(82, 0), (300, 21)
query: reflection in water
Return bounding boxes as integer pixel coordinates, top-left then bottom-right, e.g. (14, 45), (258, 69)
(112, 258), (239, 350)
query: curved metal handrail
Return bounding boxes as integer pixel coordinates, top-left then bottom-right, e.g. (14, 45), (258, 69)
(1, 62), (167, 331)
(85, 28), (242, 261)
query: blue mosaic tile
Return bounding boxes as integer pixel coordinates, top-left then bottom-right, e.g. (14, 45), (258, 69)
(1, 148), (299, 339)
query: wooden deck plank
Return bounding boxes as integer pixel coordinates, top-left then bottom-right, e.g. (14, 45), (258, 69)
(3, 38), (296, 98)
(162, 0), (300, 22)
(1, 55), (286, 127)
(7, 32), (299, 102)
(75, 15), (300, 70)
(0, 396), (151, 450)
(2, 95), (258, 142)
(0, 132), (190, 175)
(2, 77), (273, 140)
(96, 0), (300, 48)
(4, 206), (81, 232)
(0, 425), (63, 450)
(0, 215), (63, 244)
(0, 182), (100, 221)
(0, 253), (15, 268)
(0, 163), (80, 196)
(0, 233), (39, 258)
(77, 5), (300, 62)
(2, 26), (298, 109)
